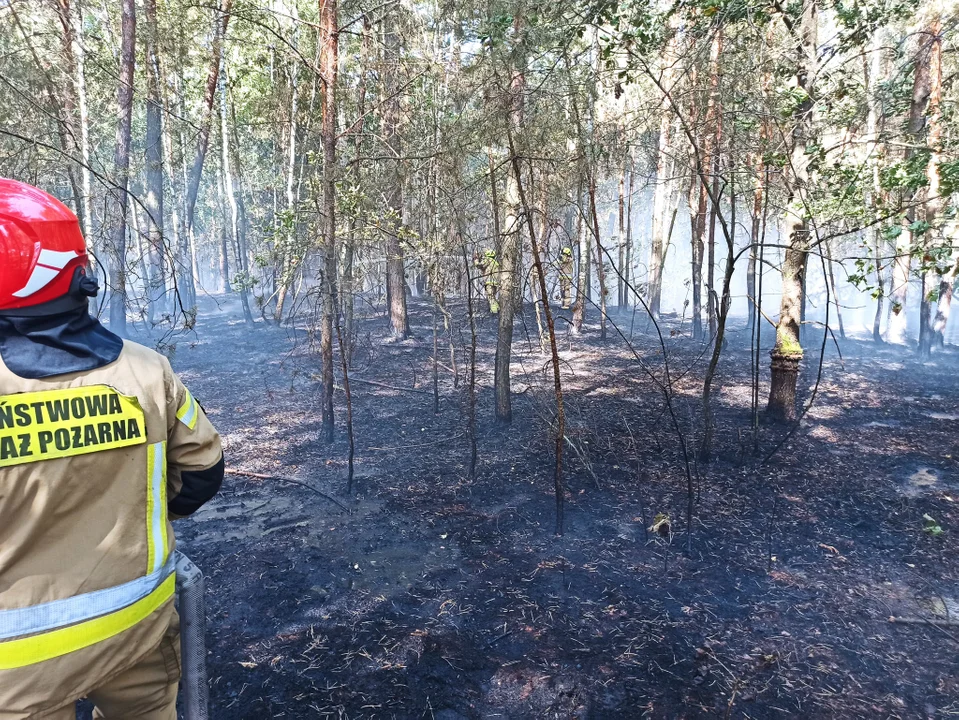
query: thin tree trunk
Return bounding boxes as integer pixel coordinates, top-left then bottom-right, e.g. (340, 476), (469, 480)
(182, 0), (234, 309)
(572, 178), (590, 332)
(507, 128), (566, 535)
(617, 167), (627, 308)
(701, 27), (723, 340)
(918, 13), (943, 358)
(767, 0), (817, 422)
(384, 14), (410, 338)
(690, 174), (707, 339)
(494, 20), (525, 424)
(219, 57), (253, 323)
(54, 0), (95, 260)
(888, 25), (936, 345)
(275, 41), (299, 323)
(588, 176), (608, 340)
(108, 0), (136, 336)
(144, 0), (165, 322)
(863, 35), (886, 343)
(319, 0), (339, 442)
(648, 103), (673, 318)
(747, 154), (764, 330)
(624, 158), (634, 309)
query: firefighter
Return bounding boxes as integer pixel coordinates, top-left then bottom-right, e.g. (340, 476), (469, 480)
(479, 249), (500, 315)
(559, 246), (574, 309)
(0, 179), (224, 719)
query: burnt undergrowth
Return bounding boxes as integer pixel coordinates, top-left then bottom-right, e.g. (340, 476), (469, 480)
(130, 294), (959, 719)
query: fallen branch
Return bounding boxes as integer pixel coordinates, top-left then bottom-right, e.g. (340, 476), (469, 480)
(350, 377), (432, 395)
(225, 468), (350, 512)
(890, 616), (959, 643)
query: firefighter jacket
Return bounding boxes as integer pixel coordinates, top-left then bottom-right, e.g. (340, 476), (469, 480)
(0, 340), (222, 717)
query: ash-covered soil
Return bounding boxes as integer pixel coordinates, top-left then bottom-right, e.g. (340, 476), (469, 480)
(148, 294), (958, 718)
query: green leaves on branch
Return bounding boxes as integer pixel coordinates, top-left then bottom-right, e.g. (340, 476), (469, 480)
(880, 150), (931, 192)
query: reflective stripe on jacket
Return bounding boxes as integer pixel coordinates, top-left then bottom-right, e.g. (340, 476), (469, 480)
(0, 341), (222, 717)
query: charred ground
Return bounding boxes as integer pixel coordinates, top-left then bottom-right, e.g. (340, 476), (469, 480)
(147, 295), (957, 718)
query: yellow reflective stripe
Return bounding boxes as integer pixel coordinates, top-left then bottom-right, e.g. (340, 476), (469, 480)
(145, 442), (168, 575)
(176, 390), (198, 430)
(0, 572), (175, 670)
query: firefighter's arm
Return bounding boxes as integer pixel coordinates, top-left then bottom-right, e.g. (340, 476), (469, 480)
(163, 360), (224, 519)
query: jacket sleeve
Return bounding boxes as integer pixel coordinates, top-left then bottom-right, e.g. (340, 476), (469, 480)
(162, 360), (224, 518)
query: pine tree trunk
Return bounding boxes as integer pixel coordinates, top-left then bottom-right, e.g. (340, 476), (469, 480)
(144, 0), (165, 321)
(108, 0), (136, 337)
(182, 0), (233, 309)
(572, 178), (589, 333)
(648, 108), (673, 319)
(703, 27), (723, 339)
(624, 159), (634, 308)
(494, 17), (525, 424)
(319, 0), (339, 442)
(384, 15), (409, 339)
(219, 57), (253, 323)
(54, 0), (95, 260)
(767, 0), (817, 422)
(275, 47), (299, 324)
(690, 175), (706, 339)
(617, 167), (626, 308)
(747, 156), (764, 331)
(918, 13), (942, 358)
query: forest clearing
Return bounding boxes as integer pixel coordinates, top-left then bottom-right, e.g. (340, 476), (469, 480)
(2, 0), (959, 716)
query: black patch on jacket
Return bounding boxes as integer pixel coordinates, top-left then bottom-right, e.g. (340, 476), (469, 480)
(169, 455), (225, 517)
(0, 305), (123, 379)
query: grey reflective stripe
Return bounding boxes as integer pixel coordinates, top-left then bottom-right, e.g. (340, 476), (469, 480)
(0, 554), (175, 641)
(178, 391), (198, 429)
(147, 441), (167, 574)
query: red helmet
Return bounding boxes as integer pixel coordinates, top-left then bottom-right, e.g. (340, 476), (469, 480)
(0, 178), (89, 312)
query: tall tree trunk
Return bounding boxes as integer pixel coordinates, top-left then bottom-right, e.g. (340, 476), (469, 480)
(624, 157), (634, 309)
(319, 0), (339, 442)
(690, 174), (707, 339)
(588, 176), (608, 340)
(767, 0), (817, 423)
(888, 24), (936, 345)
(275, 23), (300, 324)
(747, 153), (764, 330)
(144, 0), (166, 321)
(181, 0), (233, 310)
(649, 106), (674, 319)
(494, 23), (525, 424)
(572, 178), (590, 332)
(617, 166), (627, 308)
(54, 0), (95, 261)
(701, 27), (723, 340)
(919, 13), (943, 358)
(108, 0), (136, 336)
(12, 1), (80, 223)
(219, 58), (253, 323)
(384, 14), (410, 339)
(864, 35), (886, 343)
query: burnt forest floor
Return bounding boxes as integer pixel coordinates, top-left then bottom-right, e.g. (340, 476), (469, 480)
(130, 293), (959, 718)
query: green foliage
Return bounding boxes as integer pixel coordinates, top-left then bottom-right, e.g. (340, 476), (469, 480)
(923, 514), (944, 537)
(834, 0), (918, 49)
(940, 160), (959, 196)
(880, 151), (931, 192)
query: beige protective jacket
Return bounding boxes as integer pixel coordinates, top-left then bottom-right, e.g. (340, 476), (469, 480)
(0, 341), (221, 717)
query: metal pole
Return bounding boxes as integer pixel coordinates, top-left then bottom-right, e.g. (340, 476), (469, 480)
(174, 552), (209, 720)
